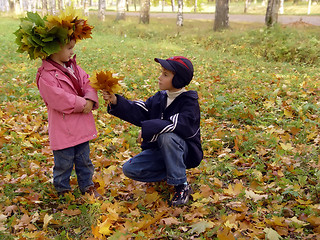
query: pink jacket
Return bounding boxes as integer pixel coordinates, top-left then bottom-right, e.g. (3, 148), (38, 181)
(36, 57), (99, 150)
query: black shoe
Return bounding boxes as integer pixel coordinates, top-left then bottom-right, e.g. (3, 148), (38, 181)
(170, 184), (194, 207)
(81, 186), (103, 200)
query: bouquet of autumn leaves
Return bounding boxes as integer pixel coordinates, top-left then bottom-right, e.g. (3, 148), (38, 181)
(89, 70), (123, 93)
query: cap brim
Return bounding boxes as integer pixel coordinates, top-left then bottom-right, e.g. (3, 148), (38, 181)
(154, 58), (175, 72)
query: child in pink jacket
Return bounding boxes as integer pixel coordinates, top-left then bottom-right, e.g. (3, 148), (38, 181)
(15, 11), (101, 198)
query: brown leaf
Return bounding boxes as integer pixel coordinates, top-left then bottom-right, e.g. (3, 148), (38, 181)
(4, 205), (18, 216)
(62, 209), (82, 216)
(160, 217), (180, 226)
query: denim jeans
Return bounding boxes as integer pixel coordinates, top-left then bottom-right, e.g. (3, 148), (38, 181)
(52, 141), (94, 193)
(122, 133), (188, 186)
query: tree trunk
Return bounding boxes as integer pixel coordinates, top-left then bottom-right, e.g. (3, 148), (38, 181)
(65, 0), (72, 6)
(83, 0), (89, 16)
(194, 0), (197, 12)
(171, 0), (175, 12)
(8, 0), (14, 12)
(50, 0), (56, 14)
(214, 0), (229, 31)
(265, 0), (280, 27)
(99, 0), (106, 21)
(139, 0), (150, 24)
(176, 0), (183, 26)
(42, 0), (48, 15)
(0, 0), (10, 11)
(116, 0), (126, 20)
(244, 0), (250, 13)
(279, 0), (284, 14)
(57, 0), (63, 10)
(307, 0), (312, 14)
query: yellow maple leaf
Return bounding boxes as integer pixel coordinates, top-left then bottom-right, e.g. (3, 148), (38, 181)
(43, 214), (53, 230)
(280, 142), (294, 151)
(90, 70), (123, 92)
(99, 218), (113, 235)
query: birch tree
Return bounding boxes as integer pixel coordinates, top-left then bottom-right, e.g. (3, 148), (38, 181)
(50, 0), (56, 14)
(83, 0), (89, 16)
(140, 0), (150, 24)
(116, 0), (125, 20)
(214, 0), (229, 31)
(171, 0), (175, 12)
(177, 0), (183, 26)
(42, 0), (48, 15)
(244, 0), (250, 13)
(265, 0), (280, 27)
(99, 0), (106, 21)
(0, 0), (9, 11)
(307, 0), (312, 14)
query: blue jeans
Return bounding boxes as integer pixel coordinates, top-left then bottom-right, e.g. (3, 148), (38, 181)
(52, 141), (94, 193)
(122, 133), (188, 186)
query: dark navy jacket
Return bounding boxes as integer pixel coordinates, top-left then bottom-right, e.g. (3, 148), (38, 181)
(108, 90), (203, 168)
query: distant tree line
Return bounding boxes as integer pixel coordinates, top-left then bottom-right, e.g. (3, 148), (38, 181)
(0, 0), (317, 30)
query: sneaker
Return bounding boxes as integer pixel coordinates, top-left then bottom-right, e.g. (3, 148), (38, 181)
(82, 186), (103, 200)
(170, 184), (194, 207)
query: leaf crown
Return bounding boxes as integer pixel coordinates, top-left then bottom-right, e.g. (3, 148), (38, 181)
(14, 7), (93, 60)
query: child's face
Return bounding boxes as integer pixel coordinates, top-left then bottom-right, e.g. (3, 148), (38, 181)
(158, 67), (176, 91)
(50, 39), (76, 65)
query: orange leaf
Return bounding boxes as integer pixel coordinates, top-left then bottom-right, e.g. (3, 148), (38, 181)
(90, 70), (123, 92)
(217, 227), (235, 240)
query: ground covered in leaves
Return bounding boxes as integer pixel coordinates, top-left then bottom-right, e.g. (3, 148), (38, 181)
(0, 15), (320, 239)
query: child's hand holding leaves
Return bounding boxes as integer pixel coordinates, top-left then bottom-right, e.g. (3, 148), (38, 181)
(102, 91), (117, 105)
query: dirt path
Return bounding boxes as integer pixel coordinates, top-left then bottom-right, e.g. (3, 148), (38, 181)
(105, 11), (320, 26)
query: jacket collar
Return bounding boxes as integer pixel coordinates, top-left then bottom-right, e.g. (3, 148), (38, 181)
(41, 55), (77, 71)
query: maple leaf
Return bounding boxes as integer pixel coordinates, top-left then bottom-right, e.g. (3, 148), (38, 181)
(160, 217), (180, 226)
(263, 227), (283, 240)
(223, 182), (244, 196)
(217, 227), (235, 240)
(99, 218), (113, 235)
(90, 70), (123, 92)
(226, 201), (248, 212)
(245, 189), (268, 202)
(43, 214), (53, 230)
(62, 209), (82, 216)
(190, 221), (214, 234)
(289, 217), (309, 227)
(0, 214), (7, 231)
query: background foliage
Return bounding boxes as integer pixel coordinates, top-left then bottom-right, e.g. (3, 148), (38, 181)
(0, 15), (320, 239)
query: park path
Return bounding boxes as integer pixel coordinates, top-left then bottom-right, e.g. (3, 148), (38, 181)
(105, 11), (320, 26)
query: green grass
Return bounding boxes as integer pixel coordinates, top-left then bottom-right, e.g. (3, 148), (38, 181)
(1, 15), (320, 239)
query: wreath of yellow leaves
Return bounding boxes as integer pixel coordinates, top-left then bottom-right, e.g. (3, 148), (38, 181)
(46, 6), (93, 42)
(14, 6), (93, 60)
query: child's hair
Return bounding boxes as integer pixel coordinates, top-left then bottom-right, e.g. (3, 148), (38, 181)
(155, 56), (194, 88)
(14, 7), (93, 60)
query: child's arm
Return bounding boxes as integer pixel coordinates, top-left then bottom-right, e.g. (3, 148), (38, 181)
(83, 99), (94, 113)
(38, 74), (87, 114)
(77, 66), (99, 110)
